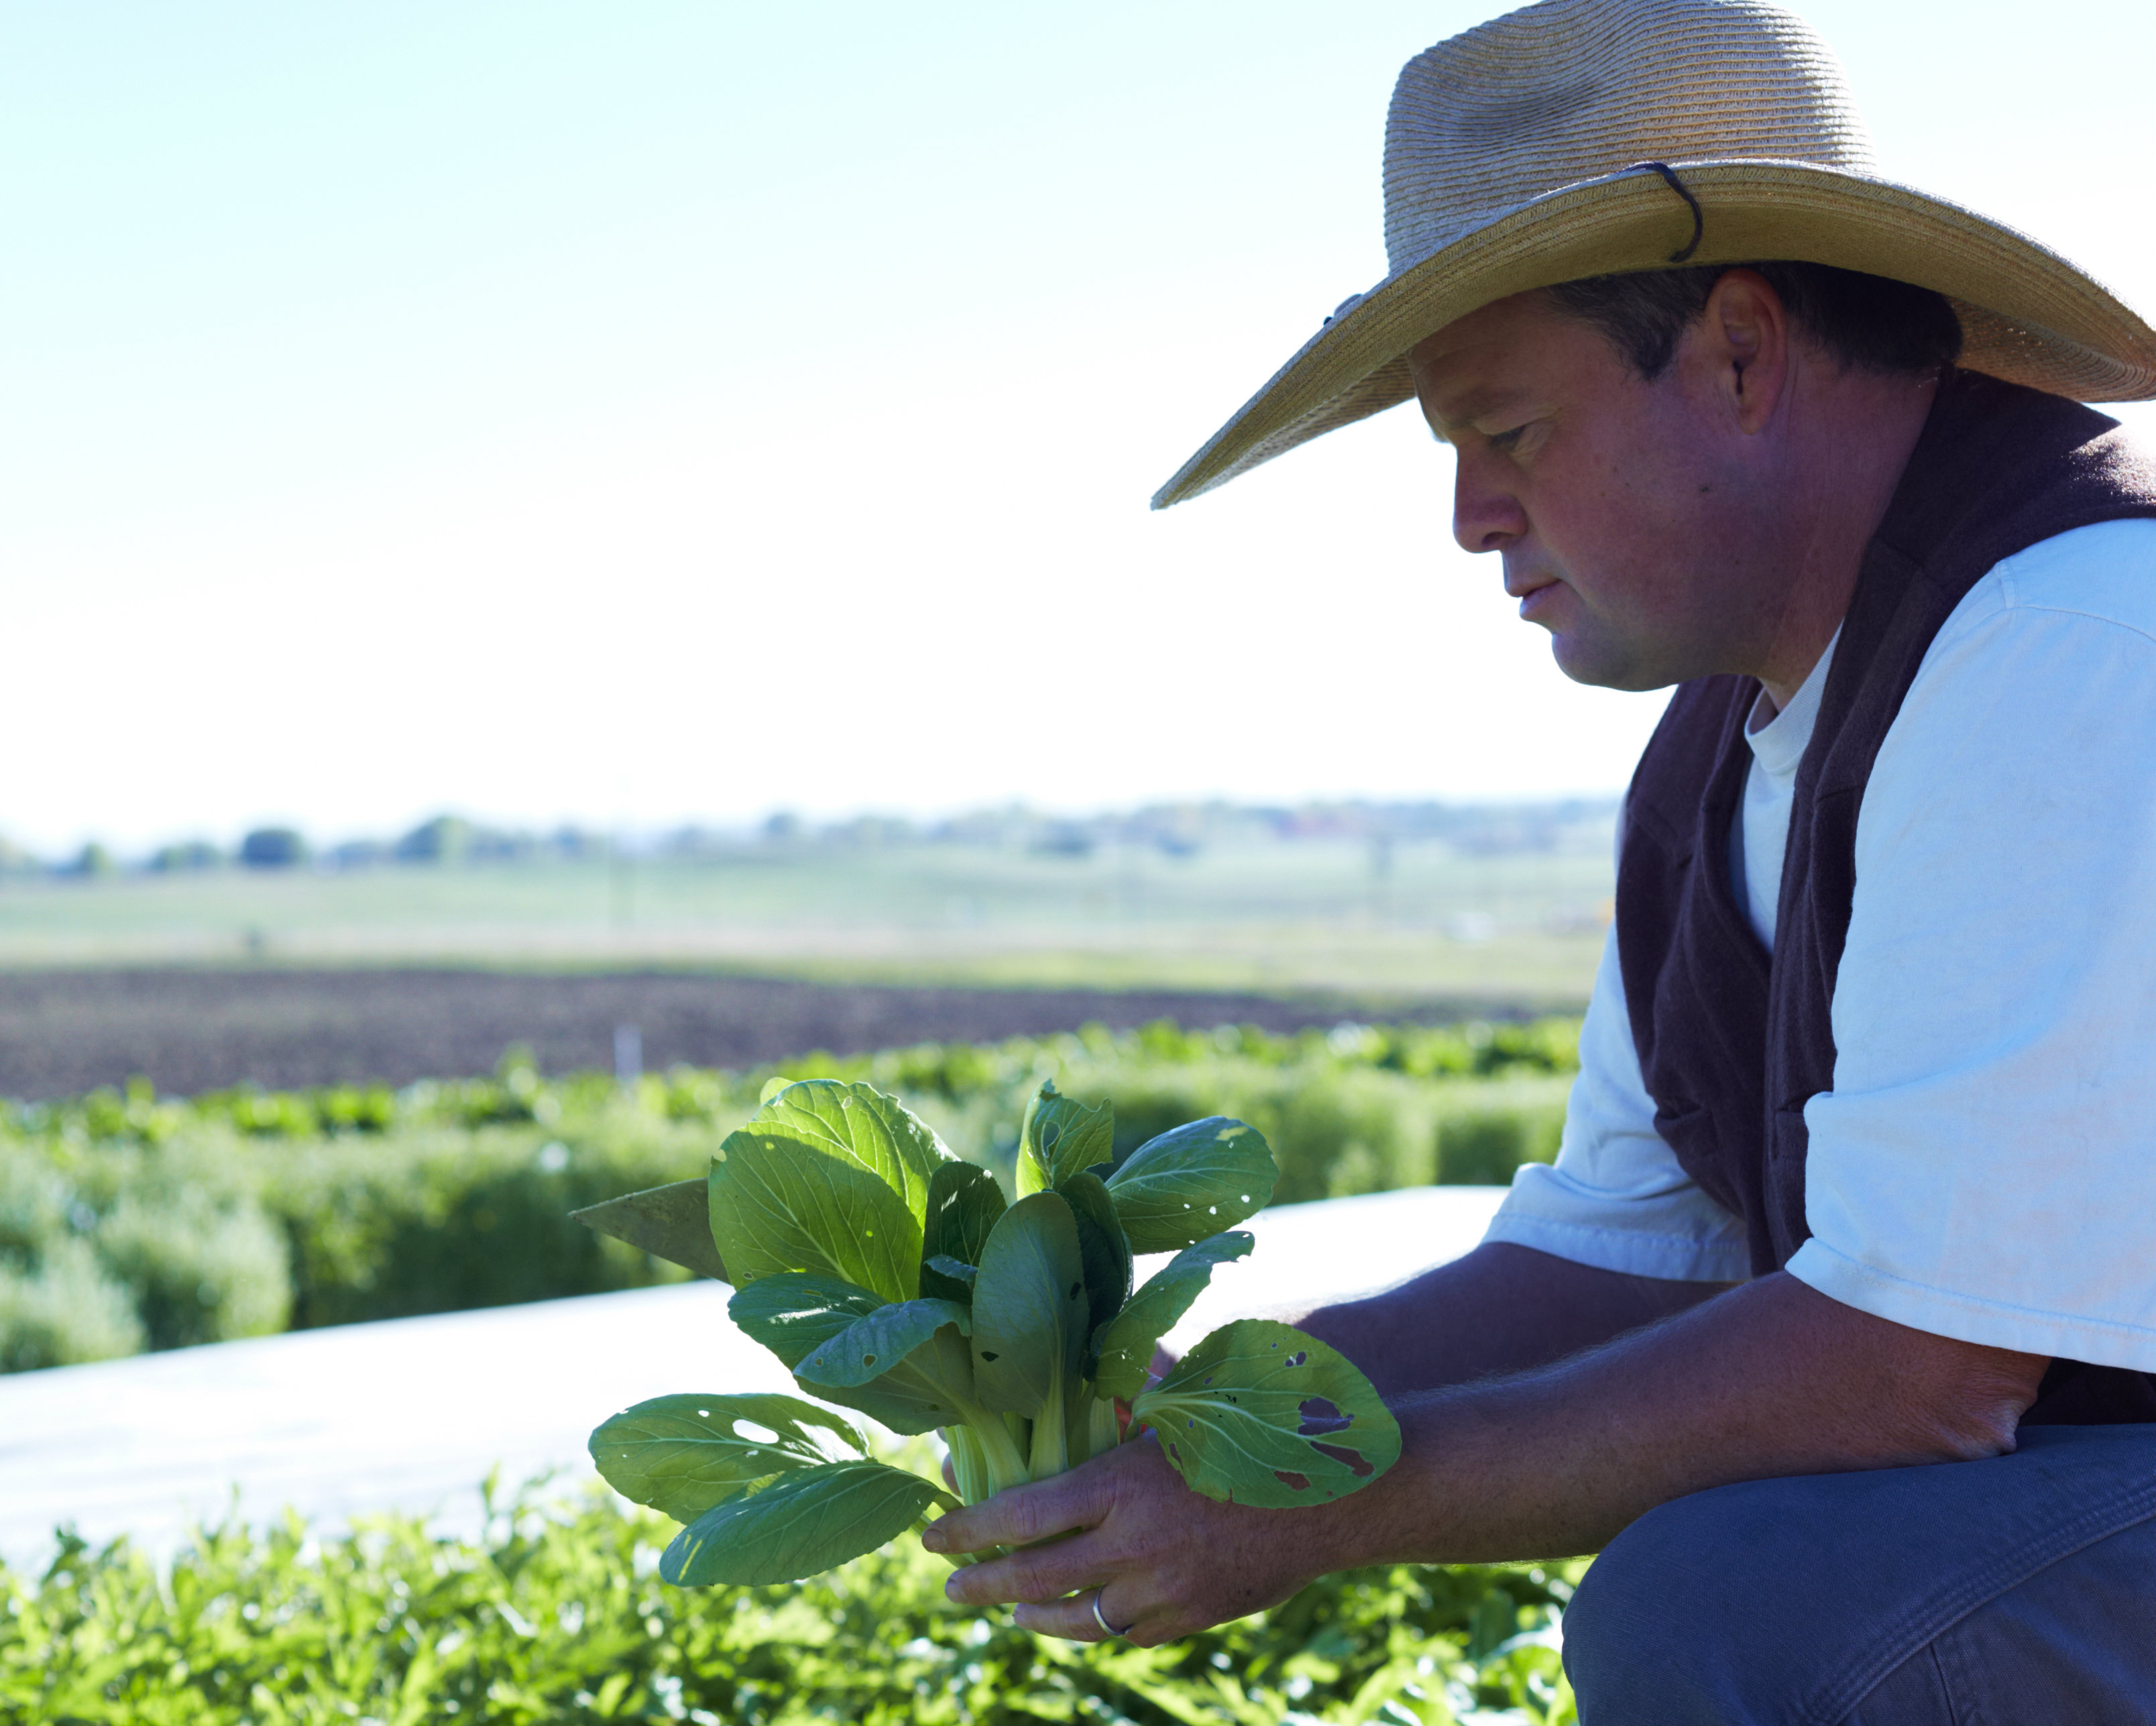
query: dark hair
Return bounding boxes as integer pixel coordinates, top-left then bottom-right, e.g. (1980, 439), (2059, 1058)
(1545, 261), (1962, 381)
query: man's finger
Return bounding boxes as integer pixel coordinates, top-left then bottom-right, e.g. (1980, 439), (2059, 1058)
(1011, 1583), (1154, 1644)
(923, 1469), (1102, 1556)
(942, 1527), (1102, 1608)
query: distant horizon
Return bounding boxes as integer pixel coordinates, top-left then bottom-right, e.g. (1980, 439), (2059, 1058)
(8, 789), (1626, 872)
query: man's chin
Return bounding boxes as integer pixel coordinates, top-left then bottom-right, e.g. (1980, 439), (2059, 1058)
(1547, 633), (1679, 694)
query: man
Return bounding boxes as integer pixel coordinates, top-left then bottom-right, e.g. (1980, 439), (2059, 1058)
(925, 0), (2156, 1717)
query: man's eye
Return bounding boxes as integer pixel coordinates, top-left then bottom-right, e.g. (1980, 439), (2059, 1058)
(1486, 425), (1527, 453)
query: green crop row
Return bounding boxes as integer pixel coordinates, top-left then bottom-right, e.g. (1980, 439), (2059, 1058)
(5, 1018), (1577, 1151)
(0, 1475), (1580, 1725)
(0, 1019), (1577, 1375)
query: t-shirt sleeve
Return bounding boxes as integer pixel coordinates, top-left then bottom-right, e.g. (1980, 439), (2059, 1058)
(1786, 520), (2156, 1369)
(1481, 923), (1753, 1282)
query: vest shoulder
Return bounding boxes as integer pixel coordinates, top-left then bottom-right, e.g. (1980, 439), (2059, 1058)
(1881, 373), (2156, 580)
(1625, 676), (1750, 840)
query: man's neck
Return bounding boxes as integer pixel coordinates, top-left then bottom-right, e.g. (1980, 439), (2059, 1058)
(1752, 367), (1940, 711)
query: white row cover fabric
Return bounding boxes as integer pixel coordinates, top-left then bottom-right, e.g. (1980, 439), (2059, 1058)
(0, 1185), (1506, 1570)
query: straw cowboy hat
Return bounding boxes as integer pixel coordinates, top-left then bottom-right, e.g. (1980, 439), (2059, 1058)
(1152, 0), (2156, 509)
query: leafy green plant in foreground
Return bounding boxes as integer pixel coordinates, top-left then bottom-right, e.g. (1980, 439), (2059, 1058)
(0, 1479), (1580, 1724)
(578, 1078), (1402, 1591)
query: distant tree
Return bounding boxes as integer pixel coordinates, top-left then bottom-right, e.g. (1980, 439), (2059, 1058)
(67, 842), (117, 877)
(151, 840), (224, 872)
(827, 814), (915, 849)
(395, 815), (471, 864)
(550, 825), (607, 861)
(1029, 821), (1096, 860)
(465, 825), (534, 862)
(239, 827), (308, 870)
(326, 838), (390, 869)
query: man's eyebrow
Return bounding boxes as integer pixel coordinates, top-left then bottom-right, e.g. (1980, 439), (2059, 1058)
(1424, 384), (1527, 443)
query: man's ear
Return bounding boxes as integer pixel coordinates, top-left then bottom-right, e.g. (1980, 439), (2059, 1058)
(1695, 268), (1791, 435)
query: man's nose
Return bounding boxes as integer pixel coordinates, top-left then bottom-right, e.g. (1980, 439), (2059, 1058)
(1452, 456), (1526, 554)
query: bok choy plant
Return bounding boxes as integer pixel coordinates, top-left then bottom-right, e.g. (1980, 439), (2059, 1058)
(573, 1078), (1400, 1590)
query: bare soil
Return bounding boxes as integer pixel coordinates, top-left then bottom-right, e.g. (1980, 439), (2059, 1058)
(0, 968), (1509, 1100)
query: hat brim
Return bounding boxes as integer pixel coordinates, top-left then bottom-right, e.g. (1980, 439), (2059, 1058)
(1151, 159), (2156, 509)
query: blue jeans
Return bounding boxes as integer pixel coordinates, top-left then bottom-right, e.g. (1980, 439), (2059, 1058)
(1563, 1425), (2156, 1725)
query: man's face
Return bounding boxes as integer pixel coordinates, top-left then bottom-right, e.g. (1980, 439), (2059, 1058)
(1410, 290), (1782, 691)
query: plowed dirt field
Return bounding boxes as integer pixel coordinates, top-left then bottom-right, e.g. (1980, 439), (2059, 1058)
(0, 968), (1504, 1100)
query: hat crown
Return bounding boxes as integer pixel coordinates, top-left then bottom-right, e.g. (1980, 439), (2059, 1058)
(1384, 0), (1876, 274)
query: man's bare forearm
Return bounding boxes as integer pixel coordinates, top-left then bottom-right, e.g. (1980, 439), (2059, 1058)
(1304, 1269), (2047, 1568)
(1292, 1241), (1733, 1395)
(933, 1264), (2049, 1644)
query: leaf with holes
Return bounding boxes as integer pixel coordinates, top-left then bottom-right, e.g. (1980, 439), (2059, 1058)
(1104, 1117), (1277, 1253)
(727, 1272), (882, 1368)
(1015, 1080), (1115, 1198)
(1129, 1318), (1400, 1507)
(1091, 1231), (1253, 1401)
(793, 1298), (971, 1388)
(580, 1078), (1312, 1571)
(661, 1460), (958, 1587)
(754, 1079), (950, 1220)
(969, 1192), (1088, 1417)
(588, 1393), (864, 1524)
(919, 1159), (1004, 1304)
(708, 1129), (922, 1304)
(728, 1273), (971, 1435)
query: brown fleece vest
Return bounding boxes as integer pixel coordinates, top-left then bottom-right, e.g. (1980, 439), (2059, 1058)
(1616, 369), (2156, 1425)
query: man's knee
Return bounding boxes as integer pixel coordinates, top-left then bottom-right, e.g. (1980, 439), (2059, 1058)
(1563, 1486), (1791, 1726)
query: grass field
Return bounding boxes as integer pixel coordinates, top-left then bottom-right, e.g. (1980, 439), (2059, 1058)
(0, 837), (1613, 1002)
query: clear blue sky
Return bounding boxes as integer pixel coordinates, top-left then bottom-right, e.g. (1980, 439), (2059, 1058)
(5, 1), (2151, 852)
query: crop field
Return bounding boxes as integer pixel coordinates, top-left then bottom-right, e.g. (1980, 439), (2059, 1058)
(0, 1020), (1585, 1722)
(0, 1017), (1576, 1369)
(1, 1495), (1580, 1724)
(0, 969), (1551, 1101)
(0, 837), (1613, 1002)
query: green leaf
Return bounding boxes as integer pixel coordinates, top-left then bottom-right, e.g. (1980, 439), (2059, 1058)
(587, 1393), (864, 1524)
(1104, 1116), (1277, 1253)
(569, 1180), (728, 1282)
(1091, 1231), (1253, 1400)
(1130, 1318), (1401, 1508)
(729, 1274), (977, 1436)
(708, 1131), (923, 1304)
(753, 1080), (950, 1222)
(925, 1254), (977, 1287)
(920, 1160), (1005, 1303)
(1060, 1171), (1132, 1359)
(969, 1191), (1088, 1416)
(728, 1272), (883, 1369)
(660, 1460), (957, 1587)
(1015, 1080), (1114, 1196)
(758, 1074), (793, 1105)
(793, 1298), (971, 1388)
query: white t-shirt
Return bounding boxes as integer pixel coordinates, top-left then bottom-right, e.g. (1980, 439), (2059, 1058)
(1482, 518), (2156, 1371)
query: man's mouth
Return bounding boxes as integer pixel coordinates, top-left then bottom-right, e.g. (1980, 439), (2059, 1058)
(1506, 572), (1561, 623)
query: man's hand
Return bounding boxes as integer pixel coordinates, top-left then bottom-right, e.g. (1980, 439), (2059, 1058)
(925, 1432), (1328, 1646)
(923, 1266), (2046, 1644)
